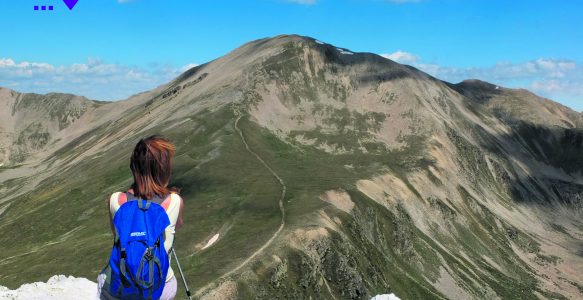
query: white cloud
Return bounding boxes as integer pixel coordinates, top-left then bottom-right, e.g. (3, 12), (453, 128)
(0, 58), (197, 101)
(415, 58), (581, 84)
(380, 51), (583, 111)
(180, 63), (199, 73)
(381, 51), (419, 64)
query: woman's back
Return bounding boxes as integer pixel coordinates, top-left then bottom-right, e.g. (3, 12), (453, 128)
(108, 190), (184, 282)
(99, 135), (184, 300)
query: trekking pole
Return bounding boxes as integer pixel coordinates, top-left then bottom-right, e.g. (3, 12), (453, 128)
(171, 247), (193, 300)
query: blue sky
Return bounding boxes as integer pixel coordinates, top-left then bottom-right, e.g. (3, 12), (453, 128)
(1, 0), (582, 111)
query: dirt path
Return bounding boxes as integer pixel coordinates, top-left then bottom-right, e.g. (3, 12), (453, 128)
(196, 115), (287, 295)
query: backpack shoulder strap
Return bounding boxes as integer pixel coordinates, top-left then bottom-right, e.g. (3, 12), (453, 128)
(125, 191), (136, 202)
(138, 199), (151, 210)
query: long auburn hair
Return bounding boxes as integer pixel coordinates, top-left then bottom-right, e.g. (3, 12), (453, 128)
(130, 135), (180, 199)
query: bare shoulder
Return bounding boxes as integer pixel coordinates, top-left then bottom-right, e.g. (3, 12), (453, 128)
(110, 191), (123, 201)
(169, 192), (183, 201)
(169, 193), (184, 206)
(109, 191), (124, 207)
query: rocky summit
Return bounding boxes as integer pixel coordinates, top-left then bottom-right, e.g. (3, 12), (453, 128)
(0, 35), (582, 299)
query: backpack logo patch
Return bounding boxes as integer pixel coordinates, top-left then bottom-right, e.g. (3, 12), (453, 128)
(130, 231), (146, 237)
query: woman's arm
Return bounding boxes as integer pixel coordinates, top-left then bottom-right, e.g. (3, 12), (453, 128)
(163, 194), (183, 252)
(107, 192), (124, 237)
(107, 196), (114, 236)
(176, 196), (184, 230)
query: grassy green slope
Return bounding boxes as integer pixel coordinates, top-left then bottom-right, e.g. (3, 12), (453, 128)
(226, 117), (545, 300)
(0, 106), (281, 290)
(0, 101), (447, 298)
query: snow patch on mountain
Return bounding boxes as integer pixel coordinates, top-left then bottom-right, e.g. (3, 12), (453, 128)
(0, 275), (96, 300)
(202, 233), (220, 250)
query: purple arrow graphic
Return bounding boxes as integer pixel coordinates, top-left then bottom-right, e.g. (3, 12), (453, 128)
(63, 0), (79, 10)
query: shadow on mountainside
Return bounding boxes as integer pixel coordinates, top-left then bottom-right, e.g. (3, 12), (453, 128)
(444, 80), (583, 209)
(457, 119), (583, 209)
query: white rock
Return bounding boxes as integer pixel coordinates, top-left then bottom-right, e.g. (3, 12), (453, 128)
(0, 275), (97, 300)
(371, 294), (401, 300)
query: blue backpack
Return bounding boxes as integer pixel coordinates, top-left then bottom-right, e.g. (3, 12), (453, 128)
(107, 193), (171, 299)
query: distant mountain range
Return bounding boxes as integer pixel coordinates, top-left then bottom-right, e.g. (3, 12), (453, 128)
(0, 35), (581, 299)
